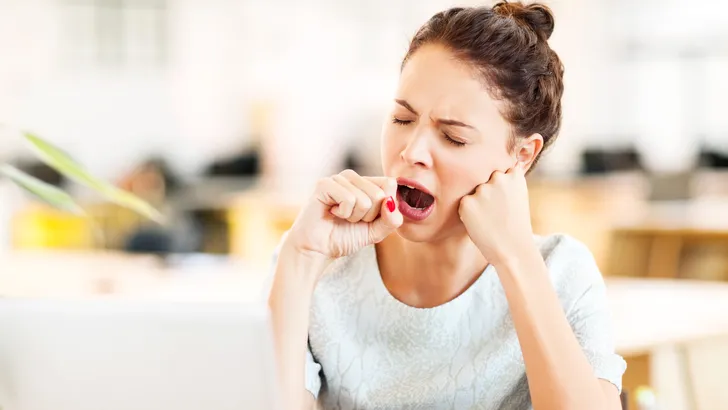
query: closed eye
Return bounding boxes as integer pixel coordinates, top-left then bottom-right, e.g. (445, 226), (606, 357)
(444, 133), (466, 147)
(392, 117), (412, 126)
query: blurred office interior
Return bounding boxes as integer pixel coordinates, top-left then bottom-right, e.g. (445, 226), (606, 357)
(1, 0), (728, 409)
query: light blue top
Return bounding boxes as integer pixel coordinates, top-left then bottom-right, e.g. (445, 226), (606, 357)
(270, 234), (626, 410)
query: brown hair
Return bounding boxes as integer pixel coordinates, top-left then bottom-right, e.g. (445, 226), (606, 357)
(403, 1), (564, 166)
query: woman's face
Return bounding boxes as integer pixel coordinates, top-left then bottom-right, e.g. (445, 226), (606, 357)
(381, 44), (522, 243)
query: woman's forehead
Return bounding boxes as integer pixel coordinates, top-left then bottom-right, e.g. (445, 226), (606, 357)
(397, 45), (508, 132)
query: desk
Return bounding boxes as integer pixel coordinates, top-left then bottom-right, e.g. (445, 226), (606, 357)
(609, 278), (728, 355)
(0, 251), (267, 302)
(3, 252), (728, 409)
(608, 200), (728, 280)
(609, 279), (728, 410)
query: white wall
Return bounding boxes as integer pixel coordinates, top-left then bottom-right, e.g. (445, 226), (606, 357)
(0, 0), (448, 182)
(606, 0), (728, 172)
(1, 0), (251, 179)
(1, 0), (727, 181)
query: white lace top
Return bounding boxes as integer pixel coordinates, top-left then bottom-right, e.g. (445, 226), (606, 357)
(271, 234), (626, 410)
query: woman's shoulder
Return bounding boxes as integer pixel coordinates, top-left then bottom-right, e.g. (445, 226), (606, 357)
(532, 233), (606, 297)
(534, 233), (595, 265)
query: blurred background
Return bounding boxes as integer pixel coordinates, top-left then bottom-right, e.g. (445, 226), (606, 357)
(1, 0), (728, 409)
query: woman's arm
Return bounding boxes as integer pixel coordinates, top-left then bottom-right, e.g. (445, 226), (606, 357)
(268, 243), (330, 410)
(267, 172), (400, 409)
(494, 247), (621, 410)
(459, 168), (622, 410)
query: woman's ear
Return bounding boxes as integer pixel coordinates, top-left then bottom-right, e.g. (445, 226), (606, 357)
(514, 133), (544, 172)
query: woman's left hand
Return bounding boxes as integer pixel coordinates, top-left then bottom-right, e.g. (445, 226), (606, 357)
(458, 166), (534, 267)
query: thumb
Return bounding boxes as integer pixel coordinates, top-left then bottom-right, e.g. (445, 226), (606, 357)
(368, 196), (403, 244)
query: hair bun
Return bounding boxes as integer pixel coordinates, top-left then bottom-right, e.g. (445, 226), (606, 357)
(492, 1), (555, 40)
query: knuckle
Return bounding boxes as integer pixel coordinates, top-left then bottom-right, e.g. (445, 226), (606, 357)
(344, 193), (357, 206)
(315, 178), (329, 190)
(359, 197), (373, 209)
(473, 186), (488, 199)
(463, 195), (480, 210)
(339, 169), (357, 179)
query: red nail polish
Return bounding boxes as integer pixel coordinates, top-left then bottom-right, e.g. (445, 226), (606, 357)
(386, 196), (395, 212)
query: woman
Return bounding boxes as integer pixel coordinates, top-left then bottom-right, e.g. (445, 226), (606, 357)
(269, 2), (626, 409)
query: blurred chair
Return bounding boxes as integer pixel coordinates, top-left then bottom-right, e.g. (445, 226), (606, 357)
(124, 226), (173, 255)
(647, 171), (693, 201)
(203, 146), (260, 177)
(699, 147), (728, 169)
(12, 159), (66, 188)
(580, 147), (642, 175)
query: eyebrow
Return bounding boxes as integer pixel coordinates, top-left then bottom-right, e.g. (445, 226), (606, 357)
(394, 99), (475, 130)
(438, 118), (475, 129)
(395, 99), (418, 115)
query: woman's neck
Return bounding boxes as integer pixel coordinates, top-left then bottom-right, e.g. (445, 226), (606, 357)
(376, 231), (488, 308)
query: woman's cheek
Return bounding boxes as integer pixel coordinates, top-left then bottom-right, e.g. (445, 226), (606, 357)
(441, 156), (484, 198)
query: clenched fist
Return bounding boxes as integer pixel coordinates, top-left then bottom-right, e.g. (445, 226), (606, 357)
(285, 169), (404, 263)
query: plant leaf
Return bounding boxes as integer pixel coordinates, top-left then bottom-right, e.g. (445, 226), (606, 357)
(0, 164), (84, 215)
(23, 132), (164, 224)
(23, 132), (105, 191)
(96, 184), (165, 224)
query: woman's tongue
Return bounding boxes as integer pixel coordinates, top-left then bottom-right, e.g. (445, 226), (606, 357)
(400, 186), (434, 209)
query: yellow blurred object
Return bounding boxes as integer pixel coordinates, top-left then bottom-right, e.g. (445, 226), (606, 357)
(634, 385), (657, 410)
(85, 202), (147, 250)
(228, 190), (301, 268)
(11, 203), (93, 249)
(623, 355), (651, 410)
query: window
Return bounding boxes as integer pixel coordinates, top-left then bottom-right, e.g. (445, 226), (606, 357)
(59, 0), (168, 70)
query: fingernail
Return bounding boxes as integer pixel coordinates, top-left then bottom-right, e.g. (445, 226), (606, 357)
(386, 196), (395, 212)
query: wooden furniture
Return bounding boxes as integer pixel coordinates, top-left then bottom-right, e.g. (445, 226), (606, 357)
(608, 200), (728, 280)
(528, 173), (648, 270)
(528, 172), (728, 281)
(609, 278), (728, 410)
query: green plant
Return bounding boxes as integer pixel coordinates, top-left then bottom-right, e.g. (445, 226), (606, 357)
(0, 128), (163, 223)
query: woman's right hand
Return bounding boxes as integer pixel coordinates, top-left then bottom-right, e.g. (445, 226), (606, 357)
(285, 169), (403, 262)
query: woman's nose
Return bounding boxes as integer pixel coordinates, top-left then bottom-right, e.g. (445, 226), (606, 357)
(400, 131), (433, 169)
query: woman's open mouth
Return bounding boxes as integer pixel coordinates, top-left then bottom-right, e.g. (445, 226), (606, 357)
(396, 178), (435, 222)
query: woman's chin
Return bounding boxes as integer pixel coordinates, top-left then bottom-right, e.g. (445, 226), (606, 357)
(394, 221), (441, 243)
(394, 214), (467, 244)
